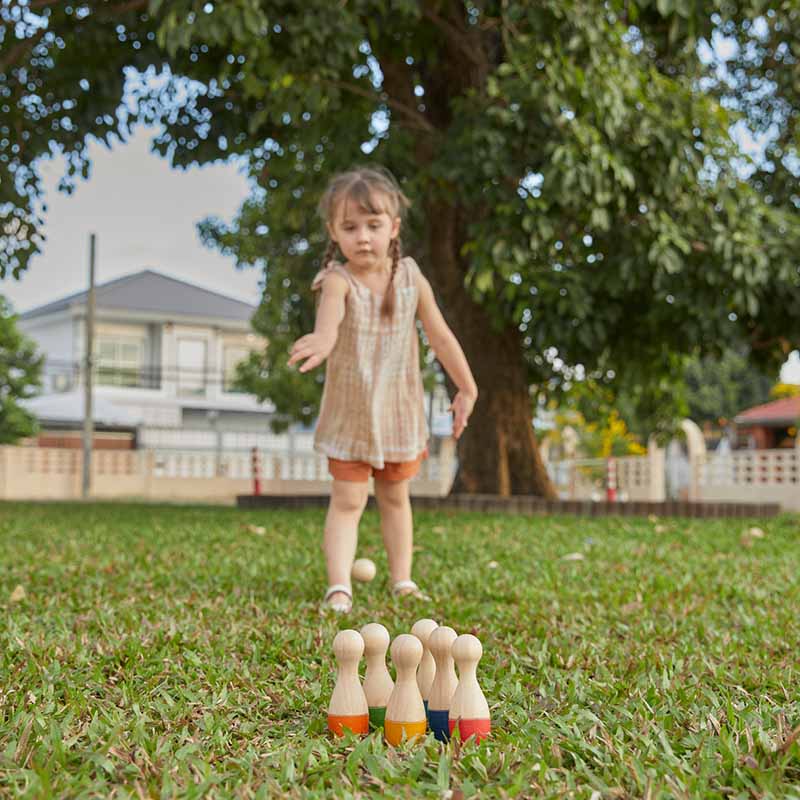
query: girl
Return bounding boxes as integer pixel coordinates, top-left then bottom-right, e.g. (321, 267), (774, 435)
(288, 167), (477, 613)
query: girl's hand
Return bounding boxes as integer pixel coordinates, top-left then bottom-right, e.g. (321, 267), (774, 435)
(449, 389), (477, 439)
(288, 332), (335, 373)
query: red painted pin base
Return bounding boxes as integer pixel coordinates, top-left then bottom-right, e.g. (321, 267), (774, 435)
(449, 718), (491, 743)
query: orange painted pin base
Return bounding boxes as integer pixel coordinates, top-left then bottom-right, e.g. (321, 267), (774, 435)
(328, 713), (369, 737)
(384, 719), (427, 745)
(449, 718), (491, 743)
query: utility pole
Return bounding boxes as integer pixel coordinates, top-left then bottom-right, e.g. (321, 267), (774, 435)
(82, 233), (96, 499)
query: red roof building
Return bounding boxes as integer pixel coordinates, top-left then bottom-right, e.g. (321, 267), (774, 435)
(734, 396), (800, 449)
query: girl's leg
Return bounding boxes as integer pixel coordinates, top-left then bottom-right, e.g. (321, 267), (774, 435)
(374, 478), (413, 586)
(323, 479), (369, 605)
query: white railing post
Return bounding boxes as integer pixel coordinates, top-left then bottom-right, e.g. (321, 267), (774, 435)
(647, 441), (666, 502)
(0, 446), (7, 499)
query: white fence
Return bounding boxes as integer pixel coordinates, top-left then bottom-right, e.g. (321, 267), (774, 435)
(138, 427), (317, 453)
(0, 443), (456, 504)
(546, 448), (666, 502)
(547, 446), (799, 511)
(2, 441), (797, 511)
(151, 447), (453, 484)
(693, 448), (800, 511)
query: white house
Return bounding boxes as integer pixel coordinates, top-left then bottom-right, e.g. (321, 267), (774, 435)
(19, 268), (453, 456)
(18, 269), (282, 448)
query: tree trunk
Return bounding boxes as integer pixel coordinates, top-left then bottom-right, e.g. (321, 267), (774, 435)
(423, 199), (558, 498)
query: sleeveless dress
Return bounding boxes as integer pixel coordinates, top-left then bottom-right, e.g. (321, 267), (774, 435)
(311, 257), (429, 469)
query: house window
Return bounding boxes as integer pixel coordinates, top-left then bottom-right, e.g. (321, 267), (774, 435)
(51, 370), (73, 392)
(177, 338), (207, 397)
(223, 345), (249, 393)
(95, 337), (145, 387)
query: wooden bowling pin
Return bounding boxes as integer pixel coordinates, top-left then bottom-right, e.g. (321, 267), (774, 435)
(327, 630), (369, 737)
(427, 625), (458, 742)
(360, 622), (394, 729)
(449, 634), (490, 742)
(410, 618), (438, 717)
(384, 634), (427, 745)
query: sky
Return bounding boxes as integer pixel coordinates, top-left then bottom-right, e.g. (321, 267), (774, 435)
(2, 126), (261, 313)
(2, 125), (799, 384)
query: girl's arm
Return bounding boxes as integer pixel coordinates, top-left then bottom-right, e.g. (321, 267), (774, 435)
(416, 273), (478, 439)
(288, 272), (349, 373)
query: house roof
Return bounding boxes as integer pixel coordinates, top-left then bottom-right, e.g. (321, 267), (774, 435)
(20, 269), (257, 323)
(734, 395), (800, 426)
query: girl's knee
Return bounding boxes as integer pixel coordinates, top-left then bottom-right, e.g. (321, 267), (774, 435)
(331, 482), (369, 514)
(375, 479), (411, 510)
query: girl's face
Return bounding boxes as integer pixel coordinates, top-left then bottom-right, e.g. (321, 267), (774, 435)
(328, 194), (400, 269)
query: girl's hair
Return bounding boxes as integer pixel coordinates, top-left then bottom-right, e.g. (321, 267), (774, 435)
(318, 167), (411, 318)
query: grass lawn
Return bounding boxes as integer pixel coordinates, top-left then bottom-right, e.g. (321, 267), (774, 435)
(1, 501), (799, 799)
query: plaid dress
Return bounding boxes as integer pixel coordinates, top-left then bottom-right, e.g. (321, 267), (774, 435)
(312, 257), (429, 468)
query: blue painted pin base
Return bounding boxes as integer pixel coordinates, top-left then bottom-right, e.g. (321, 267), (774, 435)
(429, 709), (450, 743)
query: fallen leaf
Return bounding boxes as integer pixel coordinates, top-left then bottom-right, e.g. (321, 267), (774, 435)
(10, 585), (26, 603)
(245, 524), (266, 535)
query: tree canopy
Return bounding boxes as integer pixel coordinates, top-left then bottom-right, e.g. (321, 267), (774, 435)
(0, 295), (43, 443)
(2, 0), (798, 493)
(683, 345), (775, 424)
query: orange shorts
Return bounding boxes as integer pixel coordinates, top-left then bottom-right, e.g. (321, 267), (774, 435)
(328, 450), (428, 483)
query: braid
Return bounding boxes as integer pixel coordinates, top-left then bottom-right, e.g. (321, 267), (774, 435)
(381, 237), (401, 318)
(323, 239), (338, 270)
(312, 239), (339, 301)
(311, 239), (337, 299)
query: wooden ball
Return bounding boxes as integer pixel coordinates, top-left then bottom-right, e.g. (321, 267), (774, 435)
(352, 558), (376, 582)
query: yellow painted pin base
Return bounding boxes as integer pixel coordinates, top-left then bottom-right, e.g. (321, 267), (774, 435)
(384, 719), (427, 745)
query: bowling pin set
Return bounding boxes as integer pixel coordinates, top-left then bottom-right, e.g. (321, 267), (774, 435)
(327, 619), (491, 745)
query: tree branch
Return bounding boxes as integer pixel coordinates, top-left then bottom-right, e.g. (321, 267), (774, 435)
(1, 0), (149, 72)
(104, 0), (149, 14)
(420, 6), (487, 71)
(318, 78), (436, 134)
(0, 27), (48, 72)
(27, 0), (148, 14)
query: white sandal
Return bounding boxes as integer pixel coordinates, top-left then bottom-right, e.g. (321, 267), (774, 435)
(391, 580), (430, 601)
(322, 584), (353, 613)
